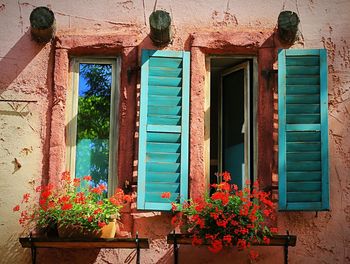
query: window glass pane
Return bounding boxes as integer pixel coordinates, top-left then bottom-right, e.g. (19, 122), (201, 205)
(75, 63), (112, 187)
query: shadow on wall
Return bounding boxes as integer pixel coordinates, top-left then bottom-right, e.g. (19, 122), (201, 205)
(0, 30), (45, 95)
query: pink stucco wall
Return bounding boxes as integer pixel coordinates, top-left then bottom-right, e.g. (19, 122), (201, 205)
(0, 1), (349, 263)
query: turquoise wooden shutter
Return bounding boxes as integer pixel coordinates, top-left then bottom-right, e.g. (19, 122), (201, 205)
(278, 49), (329, 211)
(137, 50), (190, 210)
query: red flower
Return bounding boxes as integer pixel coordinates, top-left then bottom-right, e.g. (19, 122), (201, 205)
(73, 178), (81, 187)
(61, 171), (71, 181)
(237, 239), (247, 250)
(22, 193), (30, 203)
(208, 239), (223, 253)
(223, 235), (232, 245)
(263, 236), (270, 244)
(88, 216), (93, 222)
(61, 203), (73, 210)
(211, 192), (229, 205)
(91, 187), (103, 194)
(83, 175), (92, 181)
(94, 208), (102, 215)
(97, 200), (103, 205)
(161, 192), (171, 199)
(222, 171), (231, 182)
(13, 205), (20, 212)
(192, 236), (203, 246)
(98, 221), (106, 228)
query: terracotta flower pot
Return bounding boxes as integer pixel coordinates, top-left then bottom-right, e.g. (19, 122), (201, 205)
(58, 220), (118, 238)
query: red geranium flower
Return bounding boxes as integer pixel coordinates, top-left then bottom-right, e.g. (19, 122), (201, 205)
(13, 205), (20, 212)
(161, 192), (171, 199)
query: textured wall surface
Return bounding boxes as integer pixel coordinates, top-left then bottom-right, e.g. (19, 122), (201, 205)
(0, 0), (349, 263)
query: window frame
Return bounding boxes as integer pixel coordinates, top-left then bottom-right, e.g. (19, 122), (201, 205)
(206, 56), (258, 186)
(65, 57), (121, 196)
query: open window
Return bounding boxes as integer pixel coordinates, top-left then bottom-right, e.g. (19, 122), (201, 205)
(66, 58), (120, 196)
(209, 57), (257, 189)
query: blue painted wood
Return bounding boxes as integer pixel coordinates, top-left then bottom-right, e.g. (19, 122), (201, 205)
(287, 182), (321, 192)
(286, 95), (319, 104)
(286, 142), (321, 152)
(320, 49), (330, 210)
(147, 132), (181, 143)
(137, 49), (150, 210)
(148, 106), (182, 115)
(287, 192), (321, 202)
(286, 66), (320, 75)
(286, 114), (320, 124)
(286, 124), (320, 131)
(149, 76), (182, 87)
(287, 152), (320, 161)
(286, 104), (320, 114)
(287, 172), (321, 181)
(146, 162), (180, 172)
(138, 50), (190, 210)
(286, 131), (320, 142)
(147, 172), (181, 183)
(284, 202), (322, 211)
(149, 95), (182, 106)
(146, 183), (180, 192)
(279, 49), (329, 211)
(147, 152), (180, 163)
(286, 85), (320, 94)
(149, 67), (182, 77)
(286, 77), (320, 85)
(147, 124), (181, 133)
(148, 115), (181, 126)
(286, 57), (320, 66)
(278, 49), (287, 210)
(287, 161), (321, 171)
(180, 51), (190, 204)
(145, 192), (179, 203)
(147, 142), (181, 153)
(149, 86), (182, 96)
(149, 58), (182, 68)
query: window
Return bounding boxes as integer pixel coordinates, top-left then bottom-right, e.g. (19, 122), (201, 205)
(278, 49), (329, 211)
(208, 57), (257, 190)
(137, 50), (190, 210)
(66, 58), (120, 196)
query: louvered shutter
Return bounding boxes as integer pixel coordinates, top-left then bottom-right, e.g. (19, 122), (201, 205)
(278, 49), (329, 211)
(137, 50), (190, 210)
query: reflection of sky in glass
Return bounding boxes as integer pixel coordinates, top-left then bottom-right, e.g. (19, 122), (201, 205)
(75, 63), (112, 187)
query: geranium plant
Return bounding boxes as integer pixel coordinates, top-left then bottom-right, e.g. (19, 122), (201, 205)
(13, 171), (131, 234)
(167, 172), (277, 259)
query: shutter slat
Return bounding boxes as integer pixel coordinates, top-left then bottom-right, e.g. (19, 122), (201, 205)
(147, 142), (181, 153)
(286, 57), (320, 66)
(149, 57), (182, 68)
(138, 50), (190, 210)
(147, 172), (180, 183)
(278, 49), (329, 211)
(149, 86), (182, 96)
(287, 85), (320, 94)
(286, 95), (319, 104)
(146, 183), (180, 193)
(287, 192), (321, 202)
(149, 76), (182, 87)
(147, 152), (180, 163)
(149, 95), (182, 106)
(286, 66), (320, 75)
(287, 172), (321, 181)
(287, 152), (320, 161)
(287, 182), (321, 192)
(287, 104), (320, 114)
(148, 115), (181, 126)
(149, 67), (182, 77)
(148, 106), (181, 115)
(286, 77), (320, 85)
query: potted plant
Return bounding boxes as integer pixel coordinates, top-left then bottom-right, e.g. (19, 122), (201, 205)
(166, 172), (277, 260)
(13, 171), (132, 238)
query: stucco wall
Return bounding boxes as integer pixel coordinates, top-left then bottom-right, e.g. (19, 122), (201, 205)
(0, 0), (349, 263)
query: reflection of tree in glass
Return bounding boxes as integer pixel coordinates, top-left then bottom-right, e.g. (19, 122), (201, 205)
(76, 64), (112, 186)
